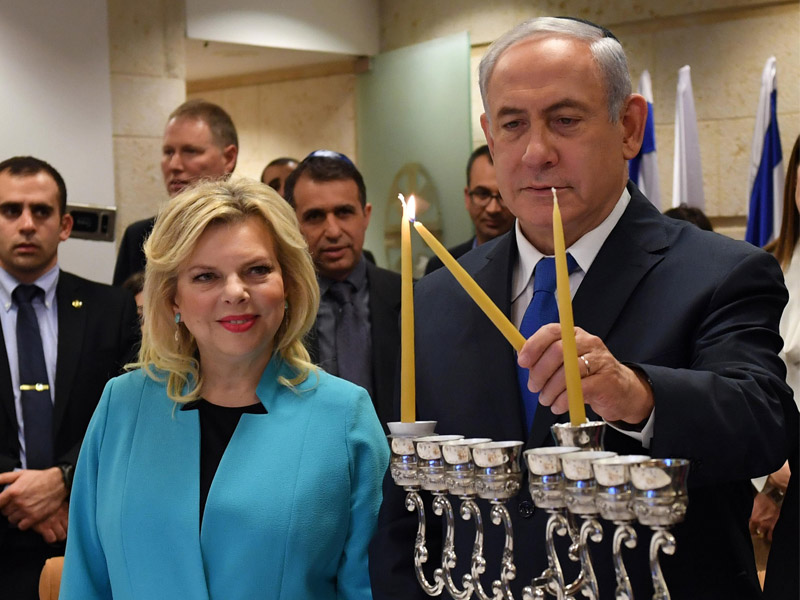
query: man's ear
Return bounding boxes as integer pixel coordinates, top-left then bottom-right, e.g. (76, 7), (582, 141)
(362, 202), (372, 228)
(621, 94), (648, 161)
(223, 145), (238, 174)
(480, 113), (495, 157)
(58, 212), (73, 242)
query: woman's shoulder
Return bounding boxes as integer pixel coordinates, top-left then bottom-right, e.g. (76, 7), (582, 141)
(101, 368), (170, 411)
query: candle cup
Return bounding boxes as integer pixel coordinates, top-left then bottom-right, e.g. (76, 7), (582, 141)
(561, 450), (617, 515)
(593, 454), (650, 522)
(630, 458), (690, 527)
(386, 421), (437, 490)
(523, 446), (581, 510)
(413, 435), (464, 492)
(551, 420), (605, 450)
(472, 441), (524, 501)
(441, 438), (492, 498)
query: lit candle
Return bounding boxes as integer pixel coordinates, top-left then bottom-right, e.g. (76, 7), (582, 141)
(400, 195), (416, 422)
(552, 188), (587, 426)
(408, 202), (526, 351)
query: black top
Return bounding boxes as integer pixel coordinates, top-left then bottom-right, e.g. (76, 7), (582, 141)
(181, 399), (267, 526)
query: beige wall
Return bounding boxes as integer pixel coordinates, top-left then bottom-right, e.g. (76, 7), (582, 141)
(187, 74), (357, 181)
(108, 0), (185, 242)
(381, 0), (800, 238)
(110, 0), (800, 242)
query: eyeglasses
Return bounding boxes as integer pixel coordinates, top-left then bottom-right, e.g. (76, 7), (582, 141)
(468, 187), (504, 207)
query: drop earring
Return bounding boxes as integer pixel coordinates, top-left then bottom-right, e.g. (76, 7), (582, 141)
(174, 312), (181, 342)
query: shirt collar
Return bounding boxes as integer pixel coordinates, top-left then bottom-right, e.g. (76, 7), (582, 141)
(319, 255), (367, 296)
(0, 265), (60, 312)
(511, 187), (631, 302)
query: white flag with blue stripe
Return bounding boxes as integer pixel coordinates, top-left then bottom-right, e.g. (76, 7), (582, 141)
(672, 66), (705, 210)
(745, 57), (784, 247)
(629, 70), (661, 208)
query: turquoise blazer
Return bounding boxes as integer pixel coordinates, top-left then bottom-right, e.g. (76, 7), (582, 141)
(60, 356), (389, 600)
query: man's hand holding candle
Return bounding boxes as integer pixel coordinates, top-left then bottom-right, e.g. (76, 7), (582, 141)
(517, 323), (655, 426)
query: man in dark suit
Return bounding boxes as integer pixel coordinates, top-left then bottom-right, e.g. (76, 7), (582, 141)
(0, 157), (138, 598)
(112, 99), (238, 286)
(370, 17), (796, 600)
(424, 144), (514, 274)
(285, 151), (400, 428)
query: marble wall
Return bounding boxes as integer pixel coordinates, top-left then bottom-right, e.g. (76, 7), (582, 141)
(382, 0), (800, 238)
(108, 0), (186, 241)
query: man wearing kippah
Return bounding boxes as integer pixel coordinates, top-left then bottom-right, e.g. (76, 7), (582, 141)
(286, 151), (400, 429)
(371, 17), (796, 600)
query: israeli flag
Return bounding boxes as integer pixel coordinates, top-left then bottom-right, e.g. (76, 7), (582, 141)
(745, 57), (784, 247)
(629, 70), (661, 208)
(672, 66), (705, 210)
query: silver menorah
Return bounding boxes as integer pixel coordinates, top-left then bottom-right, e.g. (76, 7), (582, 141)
(386, 420), (690, 600)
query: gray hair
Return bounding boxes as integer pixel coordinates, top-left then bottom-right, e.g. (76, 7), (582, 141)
(479, 17), (631, 123)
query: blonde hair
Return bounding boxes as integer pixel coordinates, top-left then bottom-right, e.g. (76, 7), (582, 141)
(133, 178), (319, 403)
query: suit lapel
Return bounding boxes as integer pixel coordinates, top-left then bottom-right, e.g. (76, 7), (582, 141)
(0, 322), (16, 439)
(365, 261), (400, 422)
(573, 186), (669, 340)
(53, 272), (87, 433)
(472, 234), (527, 442)
(528, 185), (670, 449)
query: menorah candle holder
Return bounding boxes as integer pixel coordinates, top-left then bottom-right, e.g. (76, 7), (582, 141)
(593, 454), (650, 600)
(386, 421), (437, 490)
(551, 421), (605, 450)
(386, 421), (690, 600)
(522, 446), (580, 600)
(471, 441), (524, 600)
(441, 438), (493, 600)
(559, 451), (617, 600)
(630, 458), (690, 600)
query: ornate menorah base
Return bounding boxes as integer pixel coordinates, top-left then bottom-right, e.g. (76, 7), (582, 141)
(386, 422), (690, 600)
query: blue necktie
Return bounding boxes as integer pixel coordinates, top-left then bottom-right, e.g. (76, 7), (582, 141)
(13, 284), (54, 469)
(516, 255), (578, 433)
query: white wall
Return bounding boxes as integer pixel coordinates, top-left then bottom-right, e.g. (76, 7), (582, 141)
(0, 0), (116, 283)
(185, 0), (379, 56)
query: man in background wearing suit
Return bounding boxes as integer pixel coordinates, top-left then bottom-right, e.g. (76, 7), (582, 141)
(371, 17), (796, 599)
(285, 151), (400, 428)
(112, 99), (238, 286)
(0, 157), (138, 598)
(425, 144), (514, 274)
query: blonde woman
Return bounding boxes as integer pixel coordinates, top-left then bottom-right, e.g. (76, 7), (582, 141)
(60, 179), (389, 599)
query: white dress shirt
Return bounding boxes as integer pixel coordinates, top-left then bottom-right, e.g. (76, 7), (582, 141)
(510, 188), (655, 447)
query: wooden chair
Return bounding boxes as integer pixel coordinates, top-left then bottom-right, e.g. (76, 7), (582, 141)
(39, 556), (64, 600)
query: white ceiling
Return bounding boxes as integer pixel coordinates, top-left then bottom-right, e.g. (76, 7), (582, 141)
(185, 38), (354, 82)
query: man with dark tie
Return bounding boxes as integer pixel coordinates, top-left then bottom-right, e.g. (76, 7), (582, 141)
(285, 151), (400, 427)
(112, 99), (239, 286)
(0, 156), (138, 598)
(370, 17), (795, 599)
(424, 144), (515, 274)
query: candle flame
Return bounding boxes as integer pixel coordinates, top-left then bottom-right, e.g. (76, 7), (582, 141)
(398, 193), (416, 221)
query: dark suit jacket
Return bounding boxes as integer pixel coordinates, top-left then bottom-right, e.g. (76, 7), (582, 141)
(424, 238), (474, 275)
(370, 183), (796, 600)
(0, 270), (139, 543)
(112, 217), (155, 286)
(308, 260), (401, 428)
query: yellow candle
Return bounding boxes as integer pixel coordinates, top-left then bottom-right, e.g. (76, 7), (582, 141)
(412, 218), (526, 351)
(400, 195), (416, 422)
(552, 188), (587, 426)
